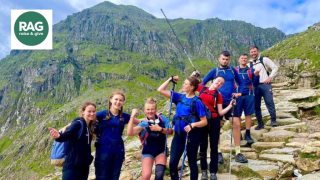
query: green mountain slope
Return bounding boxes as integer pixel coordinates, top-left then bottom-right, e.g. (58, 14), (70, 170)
(0, 1), (287, 179)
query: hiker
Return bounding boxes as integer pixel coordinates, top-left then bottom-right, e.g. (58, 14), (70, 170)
(49, 102), (96, 180)
(236, 54), (260, 143)
(127, 98), (173, 180)
(249, 46), (278, 130)
(191, 74), (236, 180)
(158, 75), (207, 180)
(93, 90), (141, 180)
(59, 90), (141, 180)
(202, 50), (248, 164)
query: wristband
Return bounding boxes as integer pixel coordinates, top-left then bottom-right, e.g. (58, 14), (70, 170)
(160, 127), (163, 132)
(189, 124), (193, 130)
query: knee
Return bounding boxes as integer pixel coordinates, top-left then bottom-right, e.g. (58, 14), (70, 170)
(155, 164), (166, 180)
(232, 120), (240, 129)
(142, 172), (152, 180)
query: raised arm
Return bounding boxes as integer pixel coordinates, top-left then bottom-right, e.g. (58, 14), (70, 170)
(127, 109), (144, 136)
(157, 76), (179, 98)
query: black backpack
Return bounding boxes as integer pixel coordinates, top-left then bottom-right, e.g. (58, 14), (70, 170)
(250, 56), (270, 76)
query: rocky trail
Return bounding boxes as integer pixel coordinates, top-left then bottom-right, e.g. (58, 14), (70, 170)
(42, 85), (320, 180)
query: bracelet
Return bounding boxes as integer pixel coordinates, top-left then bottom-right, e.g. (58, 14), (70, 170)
(189, 124), (193, 130)
(160, 127), (163, 132)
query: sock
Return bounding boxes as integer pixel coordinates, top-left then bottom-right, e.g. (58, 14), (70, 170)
(246, 129), (250, 136)
(235, 146), (241, 155)
(218, 145), (221, 153)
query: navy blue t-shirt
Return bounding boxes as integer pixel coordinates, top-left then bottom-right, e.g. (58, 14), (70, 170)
(172, 92), (206, 131)
(202, 66), (244, 102)
(96, 110), (130, 154)
(236, 66), (259, 95)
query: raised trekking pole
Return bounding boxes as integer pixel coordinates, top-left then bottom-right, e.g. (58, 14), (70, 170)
(229, 97), (236, 180)
(160, 9), (198, 73)
(164, 77), (177, 154)
(179, 133), (189, 180)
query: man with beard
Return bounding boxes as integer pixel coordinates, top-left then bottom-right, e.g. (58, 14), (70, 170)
(201, 51), (248, 170)
(249, 46), (278, 130)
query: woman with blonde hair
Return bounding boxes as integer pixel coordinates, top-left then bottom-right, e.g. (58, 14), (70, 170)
(49, 102), (96, 180)
(127, 98), (173, 180)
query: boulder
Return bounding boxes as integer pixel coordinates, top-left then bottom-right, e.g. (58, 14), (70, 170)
(262, 147), (301, 155)
(266, 118), (300, 126)
(278, 163), (295, 178)
(259, 154), (295, 164)
(309, 132), (320, 140)
(263, 130), (295, 142)
(299, 172), (320, 180)
(296, 158), (320, 172)
(231, 159), (279, 179)
(252, 142), (285, 152)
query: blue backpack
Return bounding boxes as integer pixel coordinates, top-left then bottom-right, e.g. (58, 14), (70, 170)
(50, 120), (84, 167)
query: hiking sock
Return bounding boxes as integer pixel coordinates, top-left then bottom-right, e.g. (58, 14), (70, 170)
(235, 146), (241, 155)
(218, 145), (221, 153)
(245, 129), (250, 136)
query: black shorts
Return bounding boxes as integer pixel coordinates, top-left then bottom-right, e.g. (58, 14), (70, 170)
(221, 101), (240, 120)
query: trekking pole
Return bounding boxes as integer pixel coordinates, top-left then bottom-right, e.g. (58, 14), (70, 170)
(164, 78), (177, 154)
(160, 9), (197, 72)
(179, 133), (189, 180)
(229, 97), (236, 180)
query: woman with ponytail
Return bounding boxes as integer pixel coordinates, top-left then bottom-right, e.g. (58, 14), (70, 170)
(127, 98), (173, 180)
(94, 90), (140, 180)
(158, 76), (207, 180)
(49, 102), (96, 180)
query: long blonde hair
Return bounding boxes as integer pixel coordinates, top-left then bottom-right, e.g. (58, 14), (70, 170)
(79, 101), (96, 141)
(107, 90), (126, 122)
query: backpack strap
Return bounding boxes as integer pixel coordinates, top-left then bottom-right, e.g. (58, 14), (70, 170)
(77, 120), (84, 139)
(199, 87), (208, 96)
(230, 67), (238, 93)
(251, 57), (269, 76)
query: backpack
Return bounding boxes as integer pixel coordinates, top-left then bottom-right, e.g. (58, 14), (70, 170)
(174, 95), (212, 124)
(50, 120), (84, 167)
(199, 87), (220, 113)
(235, 66), (254, 91)
(139, 115), (165, 146)
(214, 67), (239, 92)
(250, 56), (270, 76)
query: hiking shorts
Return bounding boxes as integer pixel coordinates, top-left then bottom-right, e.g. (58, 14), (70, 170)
(237, 94), (255, 116)
(222, 101), (240, 119)
(142, 151), (167, 160)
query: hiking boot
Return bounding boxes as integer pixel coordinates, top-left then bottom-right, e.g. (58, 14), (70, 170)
(254, 124), (264, 130)
(271, 121), (278, 127)
(235, 153), (248, 163)
(244, 133), (255, 144)
(201, 171), (208, 180)
(210, 173), (217, 180)
(218, 153), (224, 164)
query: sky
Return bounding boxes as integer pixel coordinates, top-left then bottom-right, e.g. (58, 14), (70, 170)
(0, 0), (319, 60)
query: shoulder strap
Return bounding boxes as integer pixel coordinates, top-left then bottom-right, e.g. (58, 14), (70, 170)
(248, 68), (252, 80)
(250, 61), (253, 68)
(199, 87), (208, 96)
(190, 97), (201, 115)
(235, 66), (239, 73)
(158, 114), (164, 123)
(259, 57), (269, 76)
(213, 91), (219, 110)
(215, 67), (219, 79)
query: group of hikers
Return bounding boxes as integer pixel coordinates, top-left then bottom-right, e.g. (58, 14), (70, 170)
(48, 45), (279, 180)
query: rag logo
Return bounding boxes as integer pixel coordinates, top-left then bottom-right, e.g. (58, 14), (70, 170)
(11, 10), (52, 49)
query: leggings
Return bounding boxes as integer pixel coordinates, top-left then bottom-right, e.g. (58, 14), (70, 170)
(95, 151), (125, 180)
(169, 129), (200, 180)
(199, 116), (221, 173)
(62, 164), (89, 180)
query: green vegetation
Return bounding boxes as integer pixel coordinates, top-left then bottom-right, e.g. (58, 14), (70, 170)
(262, 22), (320, 70)
(299, 153), (320, 161)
